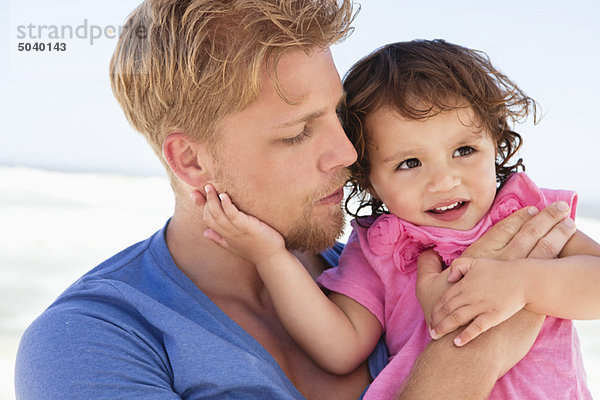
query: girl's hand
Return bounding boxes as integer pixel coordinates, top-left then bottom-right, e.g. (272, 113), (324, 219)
(429, 258), (527, 346)
(198, 184), (286, 265)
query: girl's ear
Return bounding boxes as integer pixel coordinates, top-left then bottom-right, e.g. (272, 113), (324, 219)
(162, 133), (214, 188)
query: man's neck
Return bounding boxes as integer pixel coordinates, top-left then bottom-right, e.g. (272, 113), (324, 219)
(166, 205), (330, 295)
(292, 250), (329, 281)
(165, 208), (265, 300)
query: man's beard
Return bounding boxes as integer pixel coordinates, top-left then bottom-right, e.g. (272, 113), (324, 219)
(213, 166), (349, 253)
(284, 197), (346, 252)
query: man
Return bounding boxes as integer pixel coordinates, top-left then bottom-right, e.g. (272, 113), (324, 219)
(15, 1), (575, 399)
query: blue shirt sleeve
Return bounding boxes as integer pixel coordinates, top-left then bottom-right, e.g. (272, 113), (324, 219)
(16, 226), (306, 400)
(15, 282), (183, 400)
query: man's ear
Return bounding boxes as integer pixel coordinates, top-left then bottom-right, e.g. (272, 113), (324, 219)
(162, 133), (213, 188)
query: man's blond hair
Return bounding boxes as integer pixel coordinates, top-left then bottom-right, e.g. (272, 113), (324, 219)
(109, 0), (354, 180)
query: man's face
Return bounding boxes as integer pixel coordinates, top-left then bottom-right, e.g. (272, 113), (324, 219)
(212, 49), (357, 251)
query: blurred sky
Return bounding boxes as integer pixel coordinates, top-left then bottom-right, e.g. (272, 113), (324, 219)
(1, 1), (600, 205)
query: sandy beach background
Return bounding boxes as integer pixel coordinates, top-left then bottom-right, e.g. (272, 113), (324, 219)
(1, 166), (599, 399)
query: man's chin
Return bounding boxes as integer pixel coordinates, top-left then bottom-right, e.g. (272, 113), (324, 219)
(284, 208), (345, 252)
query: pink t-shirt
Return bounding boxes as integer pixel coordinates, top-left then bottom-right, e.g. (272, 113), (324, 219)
(318, 173), (590, 399)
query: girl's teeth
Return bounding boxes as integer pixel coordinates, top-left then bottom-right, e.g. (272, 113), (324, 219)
(435, 202), (461, 212)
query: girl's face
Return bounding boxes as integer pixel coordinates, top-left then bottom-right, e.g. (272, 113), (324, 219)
(366, 107), (498, 231)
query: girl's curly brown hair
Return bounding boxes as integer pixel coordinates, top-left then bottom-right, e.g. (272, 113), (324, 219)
(340, 39), (537, 219)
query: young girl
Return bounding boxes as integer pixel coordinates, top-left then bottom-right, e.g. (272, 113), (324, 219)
(201, 40), (600, 399)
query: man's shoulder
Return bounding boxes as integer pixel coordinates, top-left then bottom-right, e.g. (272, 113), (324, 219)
(15, 222), (311, 399)
(83, 227), (161, 280)
(20, 231), (163, 341)
(17, 227), (171, 355)
(52, 224), (172, 303)
(15, 225), (303, 399)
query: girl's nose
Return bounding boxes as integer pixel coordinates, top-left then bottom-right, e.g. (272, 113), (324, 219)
(426, 166), (460, 194)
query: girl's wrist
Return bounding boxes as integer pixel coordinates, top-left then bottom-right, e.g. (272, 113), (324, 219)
(255, 248), (294, 273)
(519, 259), (541, 312)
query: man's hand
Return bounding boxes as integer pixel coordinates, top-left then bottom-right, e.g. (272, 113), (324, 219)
(460, 202), (575, 260)
(415, 251), (452, 333)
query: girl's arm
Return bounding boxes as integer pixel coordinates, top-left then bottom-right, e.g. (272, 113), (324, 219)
(202, 184), (382, 374)
(521, 229), (600, 317)
(429, 228), (600, 346)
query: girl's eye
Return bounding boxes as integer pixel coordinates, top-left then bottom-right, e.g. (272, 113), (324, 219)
(397, 158), (421, 170)
(282, 126), (312, 146)
(453, 146), (475, 157)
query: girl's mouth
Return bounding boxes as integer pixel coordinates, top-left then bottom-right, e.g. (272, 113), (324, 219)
(426, 201), (469, 222)
(428, 201), (465, 214)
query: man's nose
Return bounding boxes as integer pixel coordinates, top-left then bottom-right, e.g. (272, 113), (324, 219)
(318, 118), (357, 172)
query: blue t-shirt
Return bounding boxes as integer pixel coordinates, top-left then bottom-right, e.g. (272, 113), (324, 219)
(15, 221), (386, 399)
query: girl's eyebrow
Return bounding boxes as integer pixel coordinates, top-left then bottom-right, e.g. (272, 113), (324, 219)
(453, 132), (486, 146)
(382, 148), (420, 163)
(381, 132), (484, 163)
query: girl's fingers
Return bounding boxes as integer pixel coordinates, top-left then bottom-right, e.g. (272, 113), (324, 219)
(204, 184), (234, 231)
(453, 313), (496, 347)
(431, 281), (465, 326)
(431, 302), (479, 340)
(203, 228), (230, 250)
(218, 192), (242, 225)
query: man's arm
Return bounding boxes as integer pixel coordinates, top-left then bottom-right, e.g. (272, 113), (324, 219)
(398, 309), (542, 400)
(398, 203), (576, 399)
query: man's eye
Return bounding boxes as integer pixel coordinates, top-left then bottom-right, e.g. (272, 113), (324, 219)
(397, 158), (421, 170)
(453, 146), (475, 157)
(282, 126), (312, 146)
